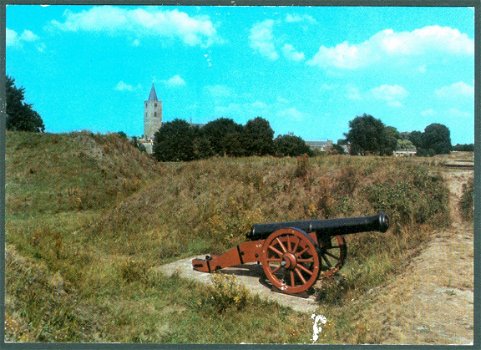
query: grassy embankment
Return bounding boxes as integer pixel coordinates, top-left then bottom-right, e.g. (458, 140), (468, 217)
(5, 131), (450, 343)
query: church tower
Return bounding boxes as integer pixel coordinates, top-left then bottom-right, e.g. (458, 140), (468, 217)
(144, 84), (162, 140)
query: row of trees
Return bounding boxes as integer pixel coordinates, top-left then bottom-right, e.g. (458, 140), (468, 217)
(152, 117), (312, 162)
(5, 75), (471, 160)
(343, 114), (453, 156)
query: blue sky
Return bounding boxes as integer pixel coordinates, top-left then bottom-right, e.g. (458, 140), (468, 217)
(6, 5), (475, 144)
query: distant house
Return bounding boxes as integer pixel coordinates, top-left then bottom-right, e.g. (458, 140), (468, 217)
(305, 140), (333, 152)
(393, 150), (417, 157)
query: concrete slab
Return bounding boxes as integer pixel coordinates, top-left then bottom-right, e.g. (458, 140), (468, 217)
(156, 255), (320, 313)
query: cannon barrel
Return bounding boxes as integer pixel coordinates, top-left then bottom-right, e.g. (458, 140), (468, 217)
(247, 212), (389, 241)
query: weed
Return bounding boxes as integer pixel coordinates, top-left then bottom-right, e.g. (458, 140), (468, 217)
(201, 273), (250, 313)
(459, 178), (474, 221)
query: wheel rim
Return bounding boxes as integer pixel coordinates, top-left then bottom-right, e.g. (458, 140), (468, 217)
(260, 228), (320, 294)
(319, 235), (347, 277)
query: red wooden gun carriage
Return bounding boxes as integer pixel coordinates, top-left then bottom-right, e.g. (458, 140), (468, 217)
(192, 212), (389, 295)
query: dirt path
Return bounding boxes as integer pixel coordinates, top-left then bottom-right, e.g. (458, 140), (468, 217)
(355, 167), (474, 344)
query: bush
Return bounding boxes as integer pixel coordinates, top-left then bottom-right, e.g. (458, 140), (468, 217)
(365, 167), (449, 231)
(459, 178), (474, 221)
(201, 274), (250, 313)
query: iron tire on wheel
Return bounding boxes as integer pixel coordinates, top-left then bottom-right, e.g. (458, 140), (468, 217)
(260, 227), (321, 294)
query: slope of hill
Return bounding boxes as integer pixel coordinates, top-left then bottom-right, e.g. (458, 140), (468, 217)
(6, 131), (162, 215)
(5, 131), (461, 344)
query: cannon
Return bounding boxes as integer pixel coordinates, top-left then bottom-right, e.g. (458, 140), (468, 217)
(192, 212), (389, 295)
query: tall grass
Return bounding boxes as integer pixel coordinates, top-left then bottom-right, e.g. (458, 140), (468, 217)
(5, 131), (450, 343)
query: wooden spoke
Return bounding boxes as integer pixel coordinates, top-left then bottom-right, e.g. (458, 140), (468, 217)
(294, 267), (307, 284)
(297, 263), (314, 276)
(321, 254), (332, 268)
(276, 237), (287, 253)
(268, 245), (283, 257)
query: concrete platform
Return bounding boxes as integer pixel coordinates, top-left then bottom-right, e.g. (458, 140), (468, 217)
(156, 255), (320, 313)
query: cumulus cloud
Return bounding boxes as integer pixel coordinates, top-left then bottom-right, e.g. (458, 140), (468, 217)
(278, 107), (305, 121)
(114, 81), (140, 91)
(447, 108), (472, 119)
(370, 84), (408, 107)
(6, 28), (39, 47)
(282, 43), (305, 62)
(163, 75), (186, 87)
(435, 81), (474, 99)
(51, 6), (219, 47)
(285, 13), (317, 24)
(205, 84), (233, 98)
(308, 25), (473, 70)
(249, 19), (279, 61)
(421, 109), (435, 117)
(346, 86), (362, 101)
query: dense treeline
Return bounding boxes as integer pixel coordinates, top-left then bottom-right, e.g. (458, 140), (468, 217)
(152, 117), (312, 162)
(343, 114), (453, 157)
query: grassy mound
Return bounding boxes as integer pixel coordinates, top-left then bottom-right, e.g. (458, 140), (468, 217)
(94, 155), (449, 263)
(6, 131), (161, 215)
(5, 131), (451, 343)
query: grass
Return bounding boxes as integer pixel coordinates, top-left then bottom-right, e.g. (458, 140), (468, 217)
(5, 131), (451, 343)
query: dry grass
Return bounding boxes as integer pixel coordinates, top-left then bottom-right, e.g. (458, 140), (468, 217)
(5, 131), (451, 343)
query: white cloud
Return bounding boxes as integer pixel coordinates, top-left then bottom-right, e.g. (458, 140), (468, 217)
(249, 19), (279, 61)
(132, 38), (141, 46)
(435, 81), (474, 99)
(308, 25), (473, 70)
(114, 81), (140, 91)
(51, 6), (219, 47)
(205, 84), (233, 98)
(282, 43), (305, 62)
(163, 75), (186, 87)
(447, 108), (472, 119)
(278, 107), (305, 121)
(285, 14), (317, 24)
(346, 86), (362, 101)
(421, 109), (435, 117)
(370, 84), (408, 107)
(6, 28), (39, 47)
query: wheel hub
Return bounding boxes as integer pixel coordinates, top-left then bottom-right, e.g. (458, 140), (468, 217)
(282, 252), (297, 269)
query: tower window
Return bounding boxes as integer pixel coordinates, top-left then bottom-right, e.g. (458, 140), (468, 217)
(155, 103), (157, 107)
(154, 112), (157, 117)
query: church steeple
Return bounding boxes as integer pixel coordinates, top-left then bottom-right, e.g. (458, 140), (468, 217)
(148, 83), (158, 102)
(144, 83), (162, 143)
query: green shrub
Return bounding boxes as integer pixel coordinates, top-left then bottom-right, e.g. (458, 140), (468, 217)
(201, 274), (250, 313)
(459, 178), (474, 221)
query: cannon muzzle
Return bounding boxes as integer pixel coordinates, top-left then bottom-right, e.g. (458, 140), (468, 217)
(247, 212), (389, 241)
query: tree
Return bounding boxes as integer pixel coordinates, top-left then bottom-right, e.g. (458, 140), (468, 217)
(274, 134), (312, 157)
(6, 76), (45, 132)
(243, 117), (275, 156)
(153, 119), (196, 161)
(396, 139), (416, 151)
(202, 118), (244, 156)
(344, 114), (387, 155)
(192, 127), (214, 159)
(408, 131), (423, 149)
(380, 126), (400, 156)
(452, 143), (474, 152)
(421, 123), (452, 155)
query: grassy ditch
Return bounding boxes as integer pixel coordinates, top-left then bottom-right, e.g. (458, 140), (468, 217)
(5, 132), (450, 343)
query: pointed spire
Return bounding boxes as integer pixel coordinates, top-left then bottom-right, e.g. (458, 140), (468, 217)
(148, 83), (158, 102)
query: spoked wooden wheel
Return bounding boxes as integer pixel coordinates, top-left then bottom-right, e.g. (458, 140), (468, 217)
(319, 235), (347, 278)
(260, 228), (321, 294)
